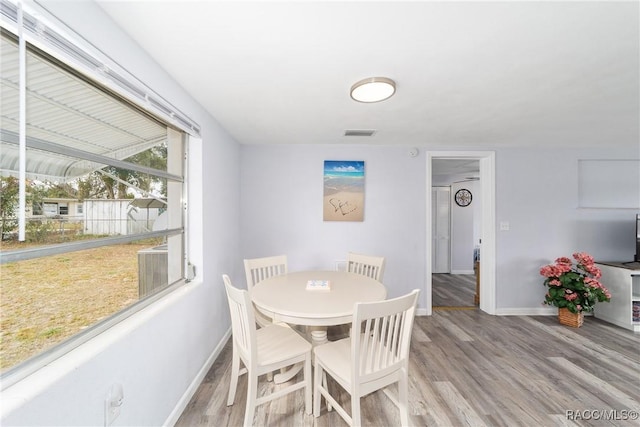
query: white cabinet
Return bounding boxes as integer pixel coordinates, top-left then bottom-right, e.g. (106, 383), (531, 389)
(595, 263), (640, 332)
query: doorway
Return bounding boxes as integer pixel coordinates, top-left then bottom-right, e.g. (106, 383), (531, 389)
(425, 151), (496, 316)
(432, 176), (478, 308)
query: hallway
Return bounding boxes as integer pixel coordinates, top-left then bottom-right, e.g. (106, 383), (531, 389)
(432, 273), (476, 308)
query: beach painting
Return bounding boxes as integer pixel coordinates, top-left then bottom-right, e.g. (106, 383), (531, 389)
(323, 160), (365, 221)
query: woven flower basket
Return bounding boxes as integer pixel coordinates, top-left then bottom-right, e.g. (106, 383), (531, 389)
(558, 307), (584, 328)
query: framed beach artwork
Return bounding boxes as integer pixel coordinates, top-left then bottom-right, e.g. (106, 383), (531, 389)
(323, 160), (365, 221)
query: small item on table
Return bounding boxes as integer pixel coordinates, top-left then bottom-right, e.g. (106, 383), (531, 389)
(306, 279), (331, 291)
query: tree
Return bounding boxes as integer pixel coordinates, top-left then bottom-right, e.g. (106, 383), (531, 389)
(0, 176), (19, 240)
(76, 144), (168, 200)
(123, 143), (167, 197)
(77, 172), (108, 200)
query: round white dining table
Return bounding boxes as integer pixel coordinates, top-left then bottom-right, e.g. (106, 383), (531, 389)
(251, 270), (387, 345)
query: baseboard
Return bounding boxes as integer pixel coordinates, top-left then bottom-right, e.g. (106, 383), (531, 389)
(450, 269), (475, 275)
(420, 308), (557, 316)
(494, 307), (594, 316)
(495, 307), (555, 315)
(164, 327), (232, 426)
(419, 307), (595, 316)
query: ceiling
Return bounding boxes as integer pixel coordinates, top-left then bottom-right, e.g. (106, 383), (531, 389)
(95, 1), (639, 149)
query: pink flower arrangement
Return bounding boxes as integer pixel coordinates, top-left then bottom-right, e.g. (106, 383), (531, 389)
(540, 252), (611, 314)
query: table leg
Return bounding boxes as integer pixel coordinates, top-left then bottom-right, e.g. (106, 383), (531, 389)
(309, 326), (328, 346)
(272, 326), (329, 386)
(308, 326), (332, 411)
(273, 326), (332, 412)
(273, 363), (302, 383)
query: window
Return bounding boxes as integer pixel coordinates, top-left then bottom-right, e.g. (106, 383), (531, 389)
(0, 3), (197, 385)
(31, 201), (42, 216)
(43, 202), (58, 216)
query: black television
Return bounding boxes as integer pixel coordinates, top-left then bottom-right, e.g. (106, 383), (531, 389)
(636, 213), (640, 262)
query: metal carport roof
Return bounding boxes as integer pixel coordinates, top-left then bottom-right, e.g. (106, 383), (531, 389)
(1, 32), (167, 182)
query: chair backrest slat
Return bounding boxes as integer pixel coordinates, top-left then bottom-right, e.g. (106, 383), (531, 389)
(353, 290), (419, 381)
(223, 275), (257, 364)
(244, 255), (288, 290)
(346, 252), (385, 282)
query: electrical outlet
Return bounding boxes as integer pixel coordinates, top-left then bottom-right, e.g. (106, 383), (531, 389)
(105, 383), (123, 426)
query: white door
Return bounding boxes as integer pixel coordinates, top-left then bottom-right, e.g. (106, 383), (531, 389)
(432, 186), (450, 273)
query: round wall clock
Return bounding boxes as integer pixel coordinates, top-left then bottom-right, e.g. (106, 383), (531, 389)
(454, 189), (472, 207)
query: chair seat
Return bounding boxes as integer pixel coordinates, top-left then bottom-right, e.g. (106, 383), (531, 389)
(256, 324), (311, 367)
(315, 335), (398, 392)
(313, 338), (351, 387)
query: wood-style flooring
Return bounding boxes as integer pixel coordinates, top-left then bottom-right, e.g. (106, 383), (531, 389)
(432, 273), (476, 308)
(175, 310), (640, 426)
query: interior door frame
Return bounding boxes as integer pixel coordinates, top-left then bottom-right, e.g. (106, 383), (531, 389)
(425, 151), (496, 315)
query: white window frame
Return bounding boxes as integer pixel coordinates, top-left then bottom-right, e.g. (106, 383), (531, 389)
(0, 0), (199, 389)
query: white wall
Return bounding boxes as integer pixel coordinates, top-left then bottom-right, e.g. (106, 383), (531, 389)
(240, 144), (639, 315)
(239, 144), (427, 305)
(1, 2), (239, 426)
(495, 146), (638, 310)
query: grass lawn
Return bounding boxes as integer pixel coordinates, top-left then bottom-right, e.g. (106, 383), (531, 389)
(0, 242), (154, 371)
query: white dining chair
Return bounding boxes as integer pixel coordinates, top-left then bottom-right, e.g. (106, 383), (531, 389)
(346, 252), (385, 282)
(222, 274), (312, 427)
(244, 255), (287, 328)
(313, 289), (420, 426)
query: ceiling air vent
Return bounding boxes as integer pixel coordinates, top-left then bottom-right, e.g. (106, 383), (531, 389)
(344, 129), (376, 137)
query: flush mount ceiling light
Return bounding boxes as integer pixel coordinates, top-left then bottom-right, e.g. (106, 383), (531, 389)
(350, 77), (396, 103)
